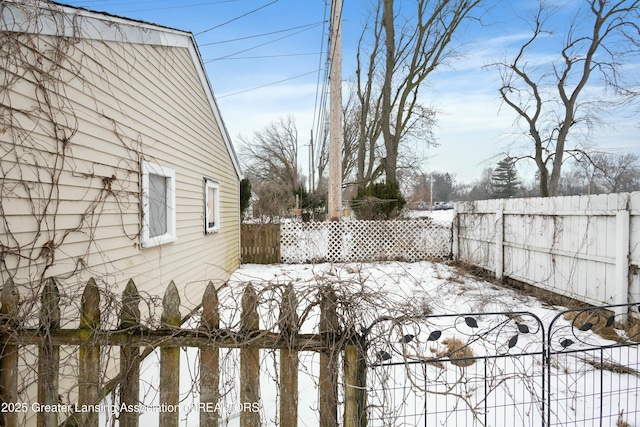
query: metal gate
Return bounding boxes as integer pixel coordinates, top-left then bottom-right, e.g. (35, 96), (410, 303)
(365, 303), (640, 426)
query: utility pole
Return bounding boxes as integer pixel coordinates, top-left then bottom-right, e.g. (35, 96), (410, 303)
(328, 0), (343, 221)
(310, 129), (315, 193)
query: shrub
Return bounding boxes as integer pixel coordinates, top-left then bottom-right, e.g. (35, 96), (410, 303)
(351, 182), (406, 220)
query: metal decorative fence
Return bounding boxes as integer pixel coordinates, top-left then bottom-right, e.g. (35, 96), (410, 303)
(547, 304), (640, 427)
(280, 219), (452, 263)
(365, 303), (640, 427)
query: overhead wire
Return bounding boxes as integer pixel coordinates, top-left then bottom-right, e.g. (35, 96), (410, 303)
(311, 0), (332, 176)
(216, 70), (319, 99)
(198, 21), (324, 46)
(203, 26), (321, 62)
(213, 52), (322, 60)
(194, 2), (327, 109)
(195, 0), (279, 36)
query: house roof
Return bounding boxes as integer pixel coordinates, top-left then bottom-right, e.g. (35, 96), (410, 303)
(52, 1), (186, 34)
(1, 0), (242, 179)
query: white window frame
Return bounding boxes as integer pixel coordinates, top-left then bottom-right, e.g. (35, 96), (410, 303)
(141, 161), (177, 248)
(205, 178), (220, 234)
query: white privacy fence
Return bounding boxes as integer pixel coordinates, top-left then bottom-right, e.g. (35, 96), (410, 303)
(280, 219), (452, 263)
(454, 192), (640, 313)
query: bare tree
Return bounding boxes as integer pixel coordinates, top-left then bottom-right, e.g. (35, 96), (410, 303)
(353, 0), (481, 187)
(573, 152), (640, 194)
(493, 0), (640, 197)
(342, 86), (361, 186)
(355, 6), (385, 186)
(596, 152), (640, 192)
(240, 115), (301, 191)
(460, 168), (494, 201)
(239, 115), (303, 219)
(379, 0), (482, 186)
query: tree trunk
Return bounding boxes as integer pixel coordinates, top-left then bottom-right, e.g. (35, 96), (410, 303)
(381, 0), (397, 185)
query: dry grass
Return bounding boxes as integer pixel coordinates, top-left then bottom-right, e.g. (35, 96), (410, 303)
(563, 310), (621, 342)
(624, 318), (640, 343)
(617, 410), (631, 427)
(578, 357), (640, 377)
(438, 337), (475, 367)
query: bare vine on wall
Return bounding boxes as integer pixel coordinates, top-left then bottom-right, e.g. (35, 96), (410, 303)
(1, 2), (150, 418)
(1, 0), (142, 295)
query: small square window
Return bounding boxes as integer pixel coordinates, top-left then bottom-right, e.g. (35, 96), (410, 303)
(141, 161), (176, 247)
(205, 178), (220, 233)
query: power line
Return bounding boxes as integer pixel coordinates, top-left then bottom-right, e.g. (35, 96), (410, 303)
(203, 26), (317, 62)
(311, 0), (331, 175)
(198, 22), (325, 46)
(195, 0), (279, 36)
(211, 52), (322, 60)
(216, 70), (320, 99)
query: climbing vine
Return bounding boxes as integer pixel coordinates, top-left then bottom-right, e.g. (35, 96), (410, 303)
(1, 0), (142, 298)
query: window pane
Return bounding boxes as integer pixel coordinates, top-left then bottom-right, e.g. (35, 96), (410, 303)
(207, 186), (216, 228)
(149, 173), (167, 237)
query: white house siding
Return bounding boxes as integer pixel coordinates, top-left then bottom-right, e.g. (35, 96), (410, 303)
(1, 5), (240, 323)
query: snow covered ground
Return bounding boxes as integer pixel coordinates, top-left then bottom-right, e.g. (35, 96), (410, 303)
(107, 260), (639, 426)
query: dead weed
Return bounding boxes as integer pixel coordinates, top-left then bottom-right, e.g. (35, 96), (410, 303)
(438, 337), (475, 367)
(563, 310), (620, 342)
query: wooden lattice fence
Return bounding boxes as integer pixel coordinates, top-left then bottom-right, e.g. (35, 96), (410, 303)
(0, 277), (361, 427)
(280, 219), (453, 263)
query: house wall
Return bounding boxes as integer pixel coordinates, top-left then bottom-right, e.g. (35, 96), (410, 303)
(455, 192), (640, 314)
(1, 11), (240, 321)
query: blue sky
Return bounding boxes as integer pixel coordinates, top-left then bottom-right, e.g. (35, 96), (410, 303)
(61, 0), (639, 185)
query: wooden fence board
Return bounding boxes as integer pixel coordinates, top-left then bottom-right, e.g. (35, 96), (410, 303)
(279, 284), (298, 427)
(319, 288), (339, 427)
(37, 278), (60, 427)
(455, 192), (640, 313)
(120, 279), (141, 427)
(0, 277), (354, 427)
(241, 224), (281, 264)
(78, 279), (100, 427)
(199, 282), (220, 427)
(240, 284), (260, 427)
(160, 282), (181, 427)
(0, 278), (19, 427)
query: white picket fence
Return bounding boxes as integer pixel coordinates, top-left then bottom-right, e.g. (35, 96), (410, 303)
(454, 192), (640, 314)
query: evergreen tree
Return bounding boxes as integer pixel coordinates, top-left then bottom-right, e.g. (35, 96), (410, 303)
(351, 182), (406, 220)
(239, 178), (252, 220)
(491, 157), (520, 198)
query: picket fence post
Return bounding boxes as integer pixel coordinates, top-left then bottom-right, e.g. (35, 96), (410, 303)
(0, 278), (19, 427)
(240, 284), (260, 427)
(78, 279), (100, 427)
(160, 281), (181, 427)
(38, 278), (60, 427)
(343, 333), (367, 427)
(279, 283), (298, 427)
(319, 287), (339, 427)
(200, 282), (220, 427)
(120, 279), (141, 427)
